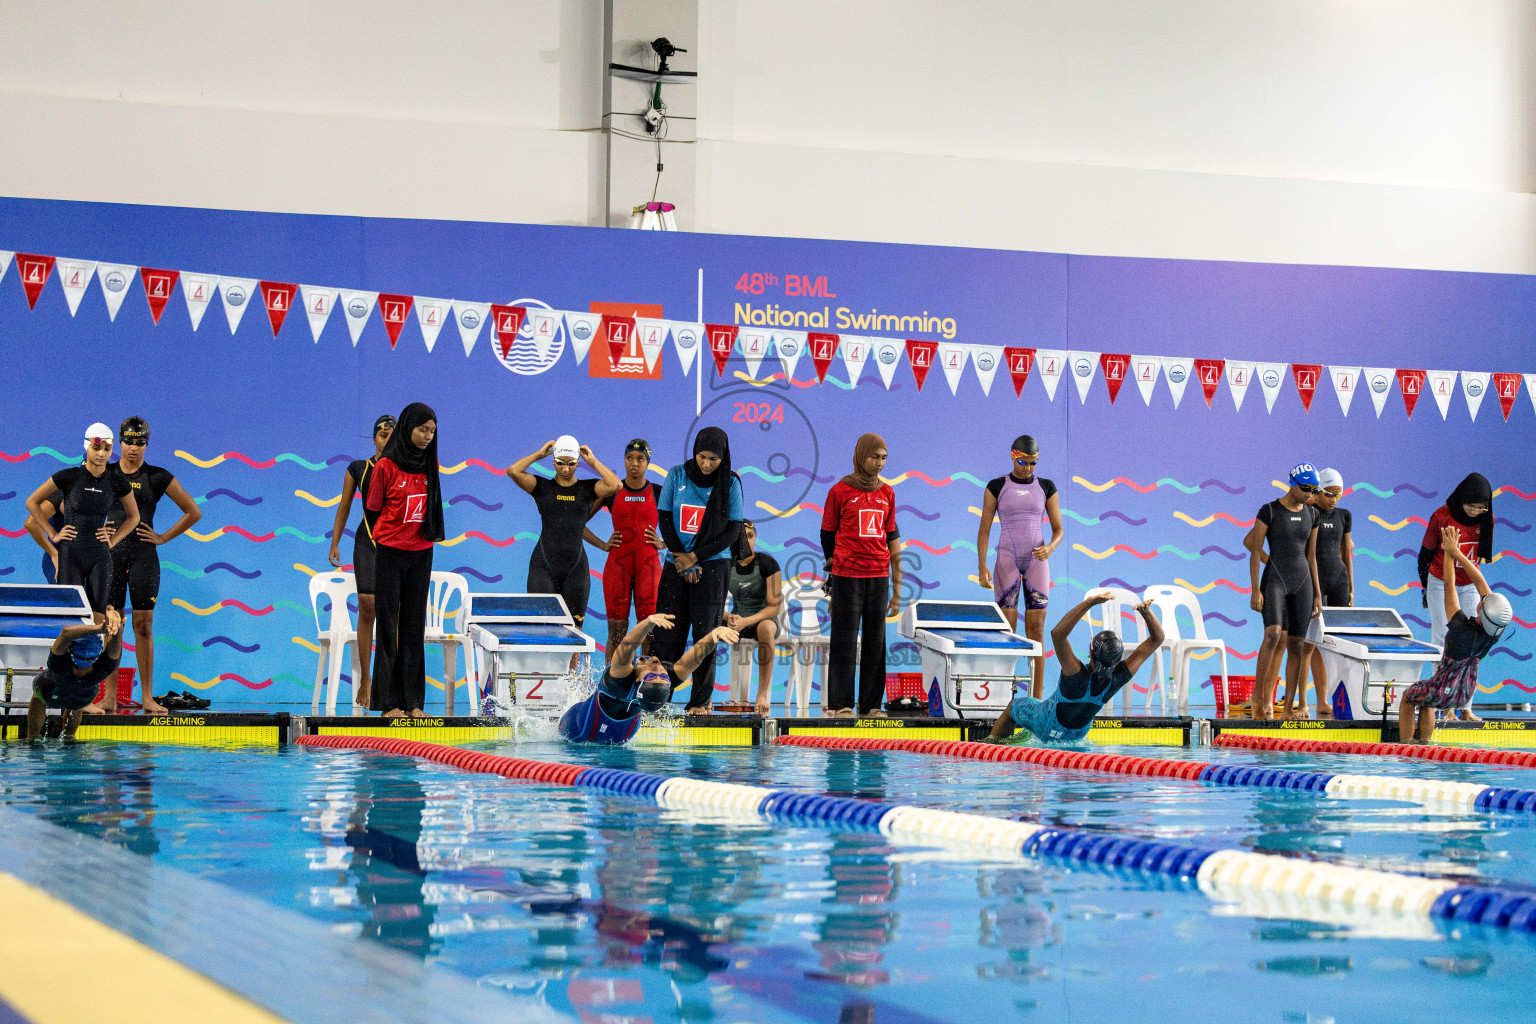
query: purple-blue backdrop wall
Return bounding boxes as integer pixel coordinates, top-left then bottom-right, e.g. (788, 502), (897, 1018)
(1, 197), (1530, 708)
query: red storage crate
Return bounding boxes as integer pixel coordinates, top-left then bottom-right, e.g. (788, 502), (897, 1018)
(1213, 675), (1283, 717)
(885, 673), (924, 700)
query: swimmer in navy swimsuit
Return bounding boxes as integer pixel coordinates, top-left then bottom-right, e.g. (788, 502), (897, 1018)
(1243, 463), (1322, 720)
(977, 435), (1064, 699)
(558, 614), (739, 744)
(984, 592), (1163, 744)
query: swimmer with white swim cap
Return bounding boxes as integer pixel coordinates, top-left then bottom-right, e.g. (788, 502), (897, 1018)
(1305, 468), (1352, 717)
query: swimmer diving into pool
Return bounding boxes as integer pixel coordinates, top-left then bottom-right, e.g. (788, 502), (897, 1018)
(558, 614), (740, 745)
(984, 593), (1163, 744)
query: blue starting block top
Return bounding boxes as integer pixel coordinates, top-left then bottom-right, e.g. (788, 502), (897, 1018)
(924, 628), (1035, 649)
(1332, 632), (1441, 655)
(0, 584), (91, 616)
(470, 595), (568, 620)
(0, 614), (79, 640)
(476, 622), (587, 646)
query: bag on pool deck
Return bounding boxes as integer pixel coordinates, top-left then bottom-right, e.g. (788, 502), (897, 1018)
(885, 696), (926, 717)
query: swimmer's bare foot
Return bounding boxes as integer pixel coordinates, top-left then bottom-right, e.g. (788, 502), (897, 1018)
(82, 703), (105, 715)
(408, 708), (430, 718)
(382, 708), (406, 718)
(141, 697), (168, 715)
(754, 702), (771, 717)
(685, 705), (711, 716)
(1460, 711), (1484, 723)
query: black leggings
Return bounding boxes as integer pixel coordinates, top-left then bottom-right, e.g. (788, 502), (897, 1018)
(371, 544), (434, 713)
(653, 559), (729, 708)
(828, 574), (889, 713)
(57, 541), (113, 613)
(527, 546), (591, 627)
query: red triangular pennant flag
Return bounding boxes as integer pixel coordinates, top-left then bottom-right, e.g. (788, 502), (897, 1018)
(376, 293), (415, 349)
(906, 339), (938, 391)
(488, 304), (526, 359)
(807, 332), (839, 383)
(139, 268), (179, 325)
(1395, 368), (1425, 418)
(1291, 363), (1322, 412)
(1493, 372), (1523, 422)
(15, 253), (54, 309)
(601, 315), (636, 367)
(259, 281), (298, 336)
(1003, 347), (1035, 398)
(705, 324), (738, 376)
(1099, 353), (1131, 404)
(1192, 358), (1224, 408)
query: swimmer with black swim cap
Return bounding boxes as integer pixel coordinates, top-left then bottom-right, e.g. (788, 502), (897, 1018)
(557, 614), (740, 744)
(984, 592), (1164, 743)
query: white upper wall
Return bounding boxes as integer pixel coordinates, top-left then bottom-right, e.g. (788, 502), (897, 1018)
(0, 1), (1532, 273)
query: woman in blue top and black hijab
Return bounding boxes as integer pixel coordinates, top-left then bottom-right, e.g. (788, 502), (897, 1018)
(651, 427), (745, 715)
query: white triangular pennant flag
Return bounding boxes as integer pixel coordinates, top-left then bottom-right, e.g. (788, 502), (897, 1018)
(1255, 362), (1286, 413)
(57, 259), (96, 316)
(635, 317), (669, 371)
(1426, 370), (1457, 419)
(872, 339), (902, 389)
(1328, 366), (1361, 416)
(840, 335), (872, 388)
(969, 345), (1002, 396)
(668, 321), (702, 376)
(1225, 360), (1255, 412)
(937, 342), (968, 395)
(1460, 371), (1490, 421)
(1160, 357), (1194, 408)
(179, 273), (218, 331)
(336, 290), (378, 346)
(738, 328), (772, 379)
(450, 300), (488, 357)
(774, 330), (807, 381)
(562, 311), (602, 363)
(298, 285), (338, 343)
(524, 309), (561, 360)
(219, 277), (258, 335)
(1066, 351), (1099, 403)
(1361, 367), (1394, 418)
(97, 263), (136, 321)
(0, 251), (11, 288)
(412, 296), (450, 352)
(1035, 349), (1068, 401)
(1526, 375), (1536, 418)
(1129, 355), (1161, 405)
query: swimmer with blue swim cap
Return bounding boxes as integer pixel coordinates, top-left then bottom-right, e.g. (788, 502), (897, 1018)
(558, 613), (740, 744)
(27, 607), (125, 742)
(984, 593), (1164, 744)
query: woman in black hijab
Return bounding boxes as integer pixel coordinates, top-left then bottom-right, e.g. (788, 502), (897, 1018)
(653, 427), (744, 714)
(1417, 472), (1494, 722)
(364, 403), (444, 717)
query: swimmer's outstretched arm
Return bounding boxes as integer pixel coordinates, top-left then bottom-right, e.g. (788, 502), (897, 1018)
(506, 441), (555, 494)
(609, 614), (675, 677)
(1050, 594), (1109, 676)
(1121, 600), (1165, 676)
(672, 625), (740, 684)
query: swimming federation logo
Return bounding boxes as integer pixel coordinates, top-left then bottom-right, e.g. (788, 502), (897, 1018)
(103, 271), (127, 292)
(877, 343), (898, 365)
(458, 307), (480, 329)
(226, 286), (247, 307)
(1073, 359), (1092, 378)
(1467, 378), (1484, 396)
(1369, 373), (1389, 394)
(779, 337), (799, 356)
(1261, 368), (1280, 387)
(347, 297), (369, 319)
(674, 326), (697, 350)
(496, 299), (563, 377)
(1169, 366), (1188, 383)
(976, 352), (996, 371)
(570, 318), (594, 343)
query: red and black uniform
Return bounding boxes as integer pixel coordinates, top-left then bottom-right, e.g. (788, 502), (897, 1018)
(366, 455), (434, 712)
(1421, 506), (1481, 588)
(821, 480), (899, 713)
(597, 481), (663, 624)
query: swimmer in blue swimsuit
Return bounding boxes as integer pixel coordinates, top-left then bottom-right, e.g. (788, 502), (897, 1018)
(558, 614), (740, 744)
(984, 592), (1164, 743)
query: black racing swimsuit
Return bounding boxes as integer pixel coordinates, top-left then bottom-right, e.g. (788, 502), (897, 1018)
(1257, 499), (1317, 631)
(1313, 506), (1352, 607)
(527, 477), (600, 625)
(347, 458), (380, 594)
(50, 466), (131, 612)
(107, 462), (175, 612)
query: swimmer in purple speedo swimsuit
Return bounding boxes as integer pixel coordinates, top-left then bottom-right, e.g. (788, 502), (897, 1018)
(976, 434), (1064, 699)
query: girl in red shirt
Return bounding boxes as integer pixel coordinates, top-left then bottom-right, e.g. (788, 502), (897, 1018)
(1417, 473), (1494, 722)
(820, 433), (902, 717)
(365, 403), (444, 717)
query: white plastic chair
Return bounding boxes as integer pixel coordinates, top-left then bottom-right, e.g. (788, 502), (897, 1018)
(724, 594), (785, 713)
(308, 572), (360, 715)
(1083, 586), (1145, 716)
(779, 577), (831, 716)
(1140, 584), (1230, 717)
(425, 571), (470, 716)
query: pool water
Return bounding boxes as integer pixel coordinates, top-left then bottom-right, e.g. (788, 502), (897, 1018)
(2, 739), (1535, 1023)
